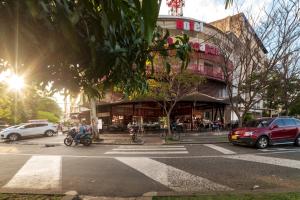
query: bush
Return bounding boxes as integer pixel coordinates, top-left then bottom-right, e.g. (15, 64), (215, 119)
(37, 111), (60, 123)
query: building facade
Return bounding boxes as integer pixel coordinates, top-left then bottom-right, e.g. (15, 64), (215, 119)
(94, 15), (239, 132)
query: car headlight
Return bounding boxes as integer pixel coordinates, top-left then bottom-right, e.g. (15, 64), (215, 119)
(244, 131), (254, 136)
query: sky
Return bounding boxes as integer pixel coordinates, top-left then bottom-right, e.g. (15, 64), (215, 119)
(159, 0), (272, 23)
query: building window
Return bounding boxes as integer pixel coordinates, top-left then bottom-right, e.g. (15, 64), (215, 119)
(204, 112), (210, 119)
(204, 62), (213, 68)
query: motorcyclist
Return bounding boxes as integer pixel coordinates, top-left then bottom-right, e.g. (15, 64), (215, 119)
(74, 122), (86, 145)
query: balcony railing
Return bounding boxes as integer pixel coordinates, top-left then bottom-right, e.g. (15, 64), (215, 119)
(189, 64), (225, 81)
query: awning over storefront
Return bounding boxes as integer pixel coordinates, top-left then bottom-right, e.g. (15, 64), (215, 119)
(179, 92), (229, 104)
(97, 92), (228, 106)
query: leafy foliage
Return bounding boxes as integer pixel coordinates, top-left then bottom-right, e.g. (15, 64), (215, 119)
(37, 111), (60, 123)
(289, 99), (300, 116)
(0, 0), (172, 98)
(0, 85), (61, 124)
(144, 67), (204, 135)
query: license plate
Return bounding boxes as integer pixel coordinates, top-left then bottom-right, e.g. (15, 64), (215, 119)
(231, 135), (238, 140)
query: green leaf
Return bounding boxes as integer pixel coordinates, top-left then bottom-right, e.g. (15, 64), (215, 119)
(142, 0), (160, 44)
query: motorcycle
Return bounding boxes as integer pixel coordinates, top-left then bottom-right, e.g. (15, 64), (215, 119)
(128, 125), (139, 142)
(64, 129), (92, 146)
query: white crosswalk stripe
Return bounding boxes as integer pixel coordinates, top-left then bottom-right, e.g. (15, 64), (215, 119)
(105, 145), (188, 155)
(116, 157), (233, 192)
(3, 155), (61, 190)
(203, 144), (236, 154)
(225, 154), (300, 170)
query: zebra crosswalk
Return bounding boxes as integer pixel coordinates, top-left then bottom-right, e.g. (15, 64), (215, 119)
(3, 156), (61, 190)
(0, 144), (300, 196)
(104, 145), (189, 155)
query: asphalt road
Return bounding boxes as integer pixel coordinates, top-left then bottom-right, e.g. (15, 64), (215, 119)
(0, 137), (300, 197)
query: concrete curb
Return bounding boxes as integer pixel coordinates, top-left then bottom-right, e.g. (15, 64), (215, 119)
(1, 141), (229, 146)
(2, 138), (228, 146)
(164, 141), (229, 145)
(79, 196), (152, 200)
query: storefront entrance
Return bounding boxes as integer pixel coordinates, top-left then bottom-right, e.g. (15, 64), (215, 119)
(96, 98), (227, 133)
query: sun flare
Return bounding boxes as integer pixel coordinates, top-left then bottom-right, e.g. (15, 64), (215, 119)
(6, 74), (25, 91)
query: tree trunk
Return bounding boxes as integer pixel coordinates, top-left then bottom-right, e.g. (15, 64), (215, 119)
(238, 117), (243, 128)
(63, 90), (68, 121)
(166, 112), (172, 136)
(90, 97), (99, 140)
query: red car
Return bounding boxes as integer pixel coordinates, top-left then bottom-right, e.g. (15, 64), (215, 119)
(228, 117), (300, 149)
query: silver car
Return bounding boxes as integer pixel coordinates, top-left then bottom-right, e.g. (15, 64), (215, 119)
(0, 122), (57, 141)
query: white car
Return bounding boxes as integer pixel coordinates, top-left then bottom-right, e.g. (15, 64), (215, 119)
(0, 122), (57, 141)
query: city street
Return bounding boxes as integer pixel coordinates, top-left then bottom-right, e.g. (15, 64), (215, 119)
(0, 137), (300, 197)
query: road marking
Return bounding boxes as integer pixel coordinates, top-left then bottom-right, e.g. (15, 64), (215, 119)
(226, 154), (300, 169)
(0, 149), (298, 159)
(3, 155), (61, 190)
(116, 157), (232, 192)
(105, 151), (188, 154)
(204, 144), (236, 155)
(118, 145), (185, 148)
(112, 148), (186, 151)
(105, 145), (189, 155)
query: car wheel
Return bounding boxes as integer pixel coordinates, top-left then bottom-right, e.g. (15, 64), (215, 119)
(256, 136), (269, 149)
(8, 133), (20, 141)
(45, 130), (54, 137)
(295, 135), (300, 147)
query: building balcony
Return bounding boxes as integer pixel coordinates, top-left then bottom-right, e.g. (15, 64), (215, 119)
(189, 64), (225, 81)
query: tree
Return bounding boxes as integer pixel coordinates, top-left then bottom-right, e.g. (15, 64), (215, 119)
(260, 0), (300, 116)
(0, 82), (61, 124)
(213, 19), (271, 127)
(36, 97), (62, 120)
(276, 52), (300, 115)
(289, 97), (300, 117)
(37, 111), (60, 123)
(264, 71), (282, 116)
(146, 67), (204, 135)
(0, 0), (232, 97)
(212, 0), (300, 126)
(0, 0), (162, 97)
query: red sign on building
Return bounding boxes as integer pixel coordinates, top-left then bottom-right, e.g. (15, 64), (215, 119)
(176, 19), (204, 32)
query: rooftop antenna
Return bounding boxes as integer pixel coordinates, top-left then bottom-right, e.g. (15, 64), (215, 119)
(166, 0), (185, 16)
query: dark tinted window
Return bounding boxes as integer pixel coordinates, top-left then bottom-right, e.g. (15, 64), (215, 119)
(292, 119), (300, 125)
(23, 124), (36, 129)
(244, 118), (273, 128)
(35, 124), (48, 127)
(273, 119), (285, 127)
(283, 118), (296, 126)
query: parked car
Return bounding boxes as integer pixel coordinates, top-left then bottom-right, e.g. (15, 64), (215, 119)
(228, 117), (300, 149)
(0, 124), (9, 131)
(0, 122), (58, 141)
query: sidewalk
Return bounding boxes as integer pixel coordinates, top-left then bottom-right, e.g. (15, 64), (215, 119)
(0, 131), (229, 145)
(94, 133), (165, 145)
(164, 130), (229, 144)
(178, 131), (229, 144)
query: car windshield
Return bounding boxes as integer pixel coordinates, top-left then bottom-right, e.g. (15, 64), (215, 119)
(244, 118), (273, 128)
